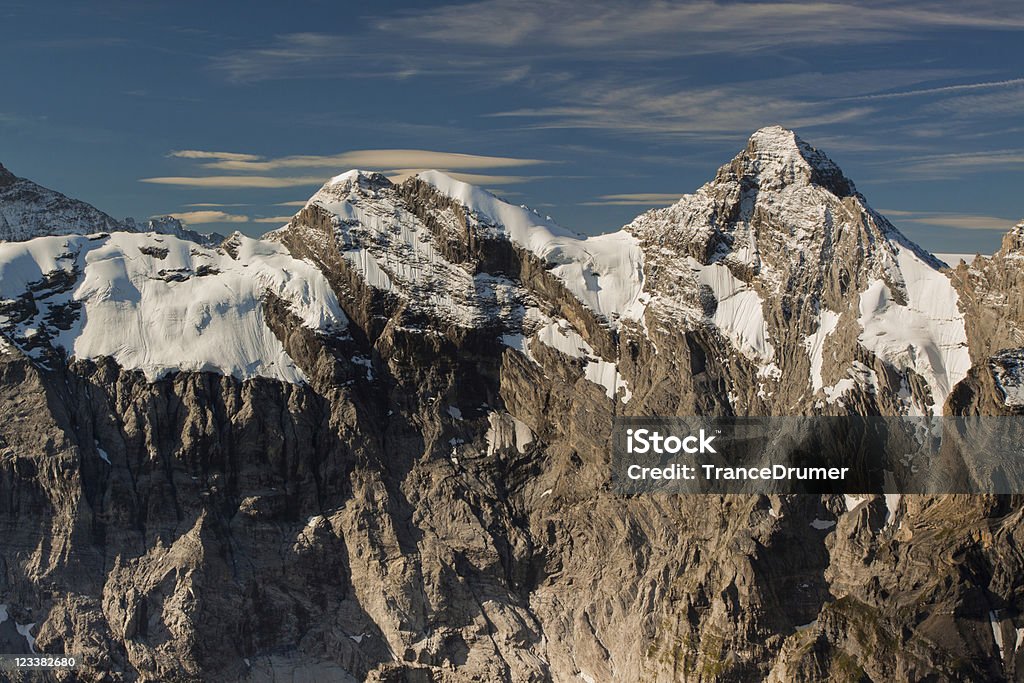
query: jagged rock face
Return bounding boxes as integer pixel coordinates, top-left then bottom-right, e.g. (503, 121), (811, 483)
(622, 126), (971, 418)
(0, 162), (17, 187)
(123, 215), (226, 248)
(944, 219), (1024, 415)
(0, 162), (131, 241)
(0, 161), (225, 246)
(2, 131), (1024, 682)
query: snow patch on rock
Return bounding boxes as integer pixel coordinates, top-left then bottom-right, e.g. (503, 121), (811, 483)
(804, 309), (840, 393)
(533, 318), (632, 402)
(883, 493), (902, 527)
(485, 412), (534, 455)
(857, 244), (971, 414)
(688, 258), (774, 362)
(843, 495), (865, 512)
(990, 350), (1024, 407)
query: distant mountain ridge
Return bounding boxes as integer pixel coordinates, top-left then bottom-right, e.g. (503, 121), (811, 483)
(0, 161), (222, 245)
(0, 161), (126, 240)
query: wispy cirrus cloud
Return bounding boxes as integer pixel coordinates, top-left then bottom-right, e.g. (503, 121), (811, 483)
(148, 148), (550, 189)
(881, 209), (1019, 231)
(581, 192), (681, 206)
(252, 215), (295, 224)
(376, 0), (1024, 52)
(876, 149), (1024, 180)
(165, 210), (250, 223)
(210, 32), (530, 84)
(904, 214), (1019, 231)
(211, 33), (351, 83)
(484, 67), (1007, 138)
(170, 150), (262, 162)
(211, 2), (1024, 84)
(140, 175), (327, 188)
(487, 72), (882, 136)
(836, 77), (1024, 101)
(200, 149), (547, 172)
(205, 2), (1024, 148)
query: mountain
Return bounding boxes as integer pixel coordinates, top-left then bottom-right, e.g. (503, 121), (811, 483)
(621, 126), (970, 417)
(0, 161), (127, 240)
(124, 215), (227, 248)
(0, 161), (225, 246)
(1, 129), (1023, 681)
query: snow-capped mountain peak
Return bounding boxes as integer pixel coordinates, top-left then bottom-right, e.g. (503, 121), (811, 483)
(325, 169), (391, 190)
(0, 161), (127, 242)
(623, 126), (970, 414)
(285, 168), (646, 332)
(738, 125), (857, 197)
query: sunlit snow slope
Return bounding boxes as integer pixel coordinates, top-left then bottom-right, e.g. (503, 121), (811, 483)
(0, 232), (347, 382)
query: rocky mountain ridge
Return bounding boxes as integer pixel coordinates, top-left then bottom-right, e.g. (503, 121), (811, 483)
(1, 129), (1024, 681)
(0, 162), (127, 241)
(0, 161), (222, 246)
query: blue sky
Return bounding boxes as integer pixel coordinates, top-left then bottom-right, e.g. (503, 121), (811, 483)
(1, 0), (1023, 253)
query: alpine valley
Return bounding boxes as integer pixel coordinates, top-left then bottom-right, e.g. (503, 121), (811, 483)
(2, 127), (1024, 682)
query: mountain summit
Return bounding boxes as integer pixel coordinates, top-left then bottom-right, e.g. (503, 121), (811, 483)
(732, 125), (857, 196)
(0, 161), (126, 241)
(0, 162), (226, 246)
(626, 126), (968, 414)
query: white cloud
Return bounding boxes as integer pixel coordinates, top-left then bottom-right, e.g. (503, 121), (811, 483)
(211, 33), (353, 83)
(252, 216), (295, 223)
(211, 3), (1024, 85)
(201, 149), (547, 172)
(140, 175), (327, 188)
(488, 74), (878, 136)
(837, 77), (1024, 102)
(204, 3), (1024, 150)
(166, 210), (250, 224)
(902, 213), (1019, 231)
(169, 150), (262, 162)
(581, 192), (681, 206)
(882, 150), (1024, 179)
